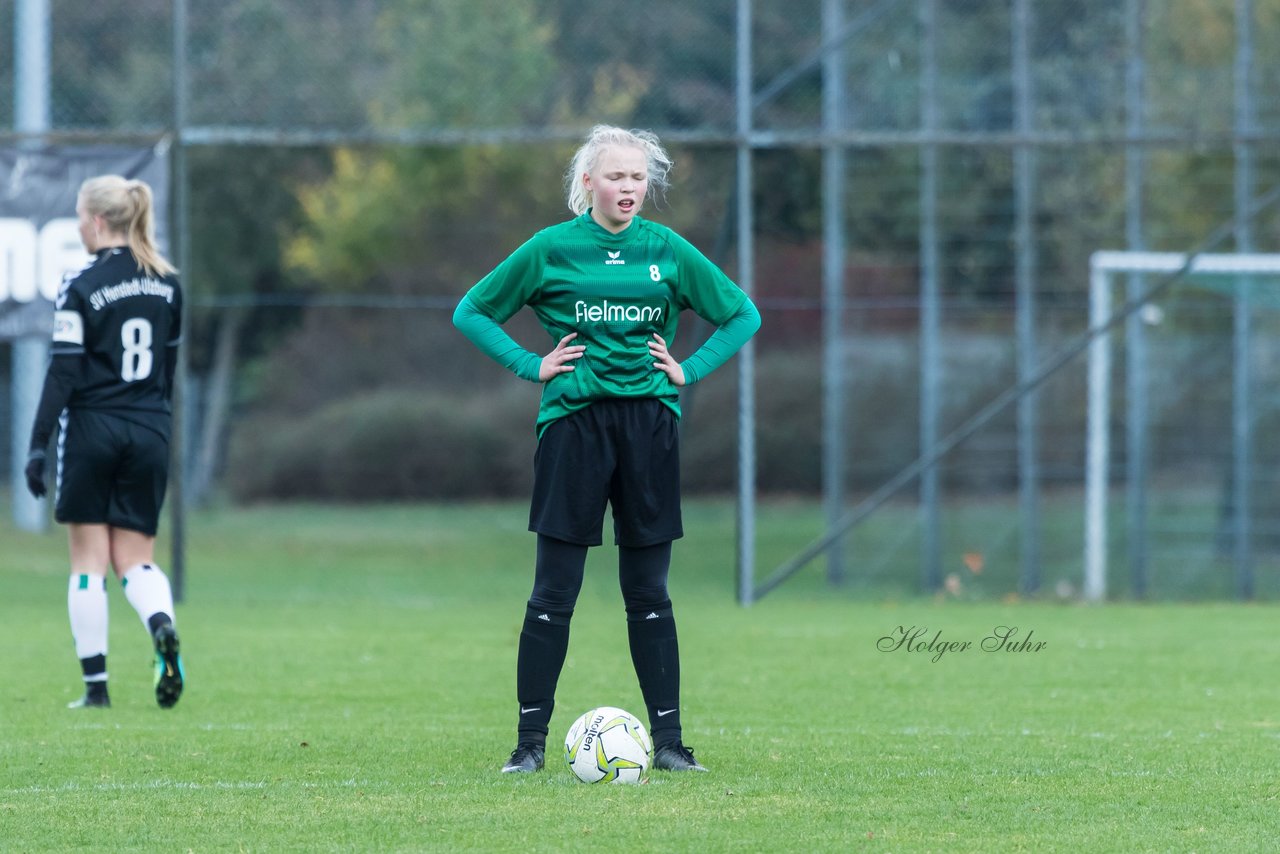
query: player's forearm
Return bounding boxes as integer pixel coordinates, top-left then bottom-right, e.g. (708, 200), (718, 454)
(28, 355), (82, 452)
(679, 298), (761, 385)
(452, 295), (542, 382)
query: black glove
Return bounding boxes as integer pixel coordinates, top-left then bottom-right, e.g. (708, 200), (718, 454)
(24, 450), (47, 499)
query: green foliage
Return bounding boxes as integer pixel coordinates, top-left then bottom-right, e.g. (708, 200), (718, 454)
(188, 146), (330, 298)
(282, 0), (567, 294)
(186, 0), (381, 128)
(529, 0), (738, 129)
(2, 502), (1279, 851)
(278, 1), (746, 296)
(178, 145), (333, 382)
(226, 385), (536, 500)
(44, 0), (172, 128)
(285, 145), (567, 294)
(372, 0), (559, 129)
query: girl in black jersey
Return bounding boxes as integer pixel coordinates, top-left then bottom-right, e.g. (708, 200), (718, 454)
(25, 175), (186, 710)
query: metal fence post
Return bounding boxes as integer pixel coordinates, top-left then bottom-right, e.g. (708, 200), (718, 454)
(11, 0), (51, 534)
(919, 0), (942, 593)
(1124, 0), (1149, 599)
(1013, 0), (1041, 595)
(735, 0), (756, 606)
(1232, 0), (1256, 601)
(822, 0), (848, 587)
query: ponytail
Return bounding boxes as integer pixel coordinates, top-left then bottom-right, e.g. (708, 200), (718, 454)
(123, 181), (176, 278)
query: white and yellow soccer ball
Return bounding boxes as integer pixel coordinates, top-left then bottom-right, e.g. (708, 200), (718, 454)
(564, 706), (652, 784)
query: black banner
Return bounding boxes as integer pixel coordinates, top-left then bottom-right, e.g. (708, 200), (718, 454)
(0, 143), (170, 340)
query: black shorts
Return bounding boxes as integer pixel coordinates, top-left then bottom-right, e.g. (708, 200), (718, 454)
(56, 408), (171, 536)
(529, 398), (683, 548)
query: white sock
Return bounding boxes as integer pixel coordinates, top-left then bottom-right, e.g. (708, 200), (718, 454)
(68, 574), (108, 674)
(121, 563), (176, 630)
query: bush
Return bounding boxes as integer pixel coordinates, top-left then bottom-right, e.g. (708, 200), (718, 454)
(227, 384), (538, 501)
(679, 350), (822, 493)
(225, 335), (1095, 501)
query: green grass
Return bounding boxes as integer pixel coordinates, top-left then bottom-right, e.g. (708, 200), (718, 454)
(2, 499), (1278, 852)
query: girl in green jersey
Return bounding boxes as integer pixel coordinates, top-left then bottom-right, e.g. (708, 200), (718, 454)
(455, 125), (760, 774)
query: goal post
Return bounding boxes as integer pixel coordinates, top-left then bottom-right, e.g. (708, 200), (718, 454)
(1085, 251), (1280, 601)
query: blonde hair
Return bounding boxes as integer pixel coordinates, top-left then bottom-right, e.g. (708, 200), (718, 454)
(564, 125), (673, 216)
(79, 175), (177, 278)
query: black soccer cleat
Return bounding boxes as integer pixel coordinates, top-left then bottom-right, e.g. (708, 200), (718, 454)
(501, 743), (545, 774)
(152, 624), (185, 709)
(653, 742), (708, 772)
(67, 686), (111, 709)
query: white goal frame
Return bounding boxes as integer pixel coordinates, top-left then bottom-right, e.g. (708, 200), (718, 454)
(1085, 251), (1280, 601)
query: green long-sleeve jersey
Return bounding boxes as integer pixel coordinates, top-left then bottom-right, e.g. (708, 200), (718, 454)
(455, 212), (760, 435)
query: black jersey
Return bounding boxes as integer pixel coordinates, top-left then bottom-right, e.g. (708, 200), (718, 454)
(52, 247), (182, 416)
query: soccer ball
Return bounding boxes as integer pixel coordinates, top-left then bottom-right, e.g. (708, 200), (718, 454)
(564, 706), (652, 784)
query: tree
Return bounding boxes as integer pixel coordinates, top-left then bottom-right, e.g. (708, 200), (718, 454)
(286, 0), (565, 297)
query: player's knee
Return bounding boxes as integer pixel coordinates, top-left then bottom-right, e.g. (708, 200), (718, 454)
(621, 586), (671, 614)
(527, 588), (578, 616)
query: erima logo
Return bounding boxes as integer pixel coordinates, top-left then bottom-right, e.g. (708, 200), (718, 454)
(605, 250), (625, 265)
(537, 613), (551, 622)
(575, 300), (663, 324)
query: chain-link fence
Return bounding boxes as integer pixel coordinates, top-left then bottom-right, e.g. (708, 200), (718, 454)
(6, 0), (1280, 600)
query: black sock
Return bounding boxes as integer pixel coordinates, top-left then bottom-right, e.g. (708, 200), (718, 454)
(80, 653), (106, 680)
(627, 601), (681, 746)
(515, 605), (572, 747)
(80, 654), (108, 699)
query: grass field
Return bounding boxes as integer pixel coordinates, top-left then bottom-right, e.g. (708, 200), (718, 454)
(2, 498), (1278, 852)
